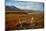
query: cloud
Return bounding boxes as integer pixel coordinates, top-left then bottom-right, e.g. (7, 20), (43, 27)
(5, 0), (44, 11)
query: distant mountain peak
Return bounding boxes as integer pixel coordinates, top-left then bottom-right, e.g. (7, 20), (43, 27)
(6, 6), (19, 10)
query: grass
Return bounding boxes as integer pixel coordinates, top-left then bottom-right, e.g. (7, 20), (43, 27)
(6, 12), (44, 30)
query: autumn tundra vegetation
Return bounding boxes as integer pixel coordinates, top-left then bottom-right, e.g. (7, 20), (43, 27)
(5, 6), (44, 30)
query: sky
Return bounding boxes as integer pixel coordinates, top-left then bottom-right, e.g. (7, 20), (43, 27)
(5, 0), (44, 11)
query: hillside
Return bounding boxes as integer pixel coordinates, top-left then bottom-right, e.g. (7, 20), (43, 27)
(5, 6), (44, 30)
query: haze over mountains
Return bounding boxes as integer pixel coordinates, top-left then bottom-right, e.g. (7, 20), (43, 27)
(6, 1), (44, 11)
(5, 5), (43, 13)
(6, 1), (44, 12)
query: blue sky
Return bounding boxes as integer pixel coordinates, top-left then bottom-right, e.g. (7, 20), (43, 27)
(5, 0), (44, 11)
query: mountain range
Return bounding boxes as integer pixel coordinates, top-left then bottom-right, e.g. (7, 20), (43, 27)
(5, 6), (43, 13)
